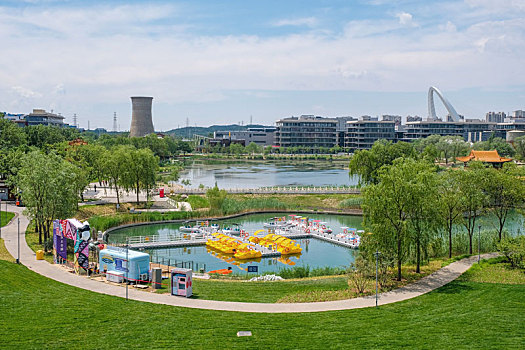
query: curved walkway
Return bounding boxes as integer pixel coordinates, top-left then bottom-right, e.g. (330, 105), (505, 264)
(2, 204), (498, 313)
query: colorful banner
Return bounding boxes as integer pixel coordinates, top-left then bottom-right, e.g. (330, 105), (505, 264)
(53, 220), (67, 261)
(76, 240), (89, 270)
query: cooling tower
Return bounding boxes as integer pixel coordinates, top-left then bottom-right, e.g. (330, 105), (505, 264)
(129, 96), (154, 137)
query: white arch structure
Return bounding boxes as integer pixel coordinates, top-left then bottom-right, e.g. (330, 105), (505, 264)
(428, 86), (460, 122)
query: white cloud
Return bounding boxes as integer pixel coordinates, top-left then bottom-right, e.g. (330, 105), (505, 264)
(11, 86), (42, 98)
(273, 17), (318, 27)
(0, 2), (524, 127)
(396, 12), (413, 25)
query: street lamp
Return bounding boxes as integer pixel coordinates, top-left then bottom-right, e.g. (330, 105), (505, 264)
(17, 217), (20, 264)
(126, 238), (129, 300)
(374, 251), (381, 307)
(478, 225), (481, 264)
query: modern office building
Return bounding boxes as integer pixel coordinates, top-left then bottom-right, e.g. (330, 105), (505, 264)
(486, 112), (506, 123)
(275, 115), (337, 148)
(402, 120), (497, 142)
(214, 127), (277, 146)
(512, 110), (525, 119)
(345, 120), (396, 150)
(22, 109), (65, 127)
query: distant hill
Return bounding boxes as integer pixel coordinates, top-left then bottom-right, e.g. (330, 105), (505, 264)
(165, 124), (271, 138)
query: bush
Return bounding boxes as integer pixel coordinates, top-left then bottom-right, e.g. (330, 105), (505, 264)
(498, 236), (525, 269)
(338, 197), (363, 208)
(187, 195), (209, 209)
(220, 197), (288, 215)
(277, 265), (347, 279)
(348, 257), (373, 294)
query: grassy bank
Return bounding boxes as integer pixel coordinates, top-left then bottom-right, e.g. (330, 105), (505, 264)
(0, 258), (523, 348)
(0, 239), (14, 262)
(0, 211), (15, 227)
(154, 259), (445, 303)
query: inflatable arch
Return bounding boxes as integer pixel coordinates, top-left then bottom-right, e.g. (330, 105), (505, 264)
(428, 86), (460, 122)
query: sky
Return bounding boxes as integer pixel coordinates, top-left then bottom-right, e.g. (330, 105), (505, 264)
(0, 0), (524, 131)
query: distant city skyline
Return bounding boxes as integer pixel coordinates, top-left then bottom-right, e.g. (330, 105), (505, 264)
(1, 0), (524, 130)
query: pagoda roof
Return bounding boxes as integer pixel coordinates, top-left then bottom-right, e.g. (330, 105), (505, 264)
(456, 150), (512, 163)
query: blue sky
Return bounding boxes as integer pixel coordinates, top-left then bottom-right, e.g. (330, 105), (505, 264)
(0, 0), (524, 130)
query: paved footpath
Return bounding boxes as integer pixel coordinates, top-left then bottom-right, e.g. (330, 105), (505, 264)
(2, 204), (498, 313)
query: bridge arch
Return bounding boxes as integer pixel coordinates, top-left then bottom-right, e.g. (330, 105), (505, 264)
(428, 86), (460, 122)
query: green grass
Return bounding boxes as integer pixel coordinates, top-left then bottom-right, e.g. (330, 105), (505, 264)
(0, 239), (14, 262)
(0, 260), (523, 348)
(0, 211), (15, 227)
(190, 276), (348, 303)
(459, 256), (525, 284)
(186, 195), (209, 209)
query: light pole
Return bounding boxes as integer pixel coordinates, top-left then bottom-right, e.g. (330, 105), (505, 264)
(478, 225), (481, 264)
(17, 217), (20, 264)
(126, 237), (129, 301)
(374, 250), (381, 307)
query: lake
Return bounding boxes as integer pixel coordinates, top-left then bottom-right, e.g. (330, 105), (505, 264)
(177, 159), (358, 189)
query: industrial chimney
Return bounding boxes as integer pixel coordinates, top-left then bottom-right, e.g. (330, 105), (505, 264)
(129, 96), (154, 137)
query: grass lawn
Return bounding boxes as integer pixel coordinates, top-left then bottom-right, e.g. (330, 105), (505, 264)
(459, 256), (525, 284)
(0, 211), (15, 227)
(0, 258), (523, 349)
(0, 239), (14, 262)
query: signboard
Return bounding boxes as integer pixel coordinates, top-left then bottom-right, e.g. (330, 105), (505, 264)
(247, 266), (258, 273)
(115, 258), (128, 272)
(53, 220), (67, 260)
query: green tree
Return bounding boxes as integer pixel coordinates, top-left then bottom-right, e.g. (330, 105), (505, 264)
(362, 158), (429, 280)
(16, 151), (77, 244)
(512, 136), (525, 160)
(457, 164), (487, 254)
(104, 145), (132, 206)
(123, 148), (159, 204)
(437, 170), (464, 258)
(229, 143), (244, 155)
(349, 140), (416, 185)
(483, 164), (525, 241)
(245, 142), (261, 155)
(0, 116), (27, 149)
(206, 183), (227, 211)
(405, 163), (439, 273)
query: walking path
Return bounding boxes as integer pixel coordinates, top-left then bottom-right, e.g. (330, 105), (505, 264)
(2, 204), (498, 313)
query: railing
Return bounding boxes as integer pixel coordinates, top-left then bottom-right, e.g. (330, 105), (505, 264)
(126, 233), (207, 245)
(169, 186), (360, 195)
(150, 256), (206, 273)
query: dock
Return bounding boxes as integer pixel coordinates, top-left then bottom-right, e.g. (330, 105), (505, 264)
(122, 226), (358, 252)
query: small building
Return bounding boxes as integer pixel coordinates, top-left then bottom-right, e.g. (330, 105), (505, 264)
(456, 150), (512, 167)
(99, 247), (150, 283)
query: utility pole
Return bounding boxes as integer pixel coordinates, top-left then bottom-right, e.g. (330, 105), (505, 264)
(17, 218), (20, 264)
(374, 251), (381, 307)
(113, 112), (118, 132)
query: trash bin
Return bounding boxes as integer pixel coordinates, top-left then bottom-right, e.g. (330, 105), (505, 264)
(36, 250), (44, 260)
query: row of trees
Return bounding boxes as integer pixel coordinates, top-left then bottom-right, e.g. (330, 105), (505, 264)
(360, 156), (525, 281)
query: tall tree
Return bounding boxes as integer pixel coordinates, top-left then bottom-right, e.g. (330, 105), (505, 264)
(457, 163), (487, 254)
(483, 164), (525, 241)
(363, 158), (429, 280)
(104, 145), (132, 206)
(437, 170), (464, 258)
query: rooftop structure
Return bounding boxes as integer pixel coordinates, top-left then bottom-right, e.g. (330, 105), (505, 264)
(428, 86), (460, 122)
(456, 150), (512, 166)
(24, 109), (65, 127)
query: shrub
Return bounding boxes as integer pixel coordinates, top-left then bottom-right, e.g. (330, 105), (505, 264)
(498, 236), (525, 269)
(338, 197), (363, 208)
(187, 195), (209, 209)
(348, 257), (373, 294)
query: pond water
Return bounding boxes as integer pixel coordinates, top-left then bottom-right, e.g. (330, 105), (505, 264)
(108, 213), (364, 274)
(107, 210), (524, 274)
(178, 159), (358, 189)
